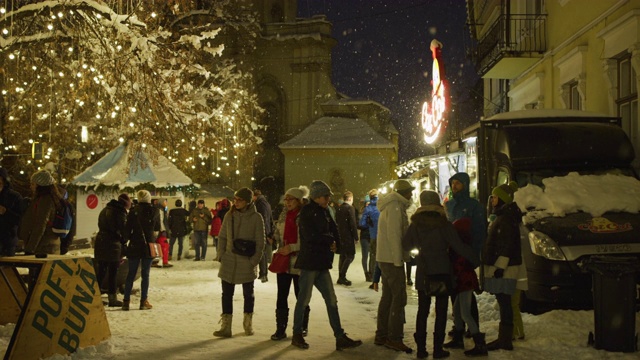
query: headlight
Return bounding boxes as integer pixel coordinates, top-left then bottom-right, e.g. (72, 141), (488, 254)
(528, 231), (567, 261)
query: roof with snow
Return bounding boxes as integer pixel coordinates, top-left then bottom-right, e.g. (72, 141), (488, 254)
(279, 116), (394, 149)
(71, 144), (195, 188)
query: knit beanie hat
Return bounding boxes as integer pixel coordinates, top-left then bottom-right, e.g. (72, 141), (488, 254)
(394, 179), (415, 193)
(234, 187), (253, 203)
(419, 190), (441, 207)
(285, 186), (309, 201)
(118, 193), (132, 209)
(309, 180), (333, 199)
(137, 190), (152, 203)
(31, 170), (55, 186)
(492, 181), (518, 204)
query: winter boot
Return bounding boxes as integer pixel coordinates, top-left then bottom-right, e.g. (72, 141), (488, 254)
(213, 314), (233, 338)
(291, 333), (309, 349)
(139, 299), (153, 310)
(108, 293), (123, 307)
(464, 332), (488, 357)
(433, 332), (450, 359)
(336, 333), (363, 350)
(301, 306), (310, 336)
(243, 312), (254, 336)
(365, 271), (372, 282)
(414, 332), (428, 359)
(121, 299), (130, 311)
(443, 329), (465, 349)
(271, 308), (288, 341)
(486, 324), (513, 351)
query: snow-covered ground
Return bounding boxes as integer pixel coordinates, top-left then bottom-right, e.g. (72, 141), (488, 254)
(2, 245), (639, 360)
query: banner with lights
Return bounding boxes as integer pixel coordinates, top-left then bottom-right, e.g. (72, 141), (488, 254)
(421, 39), (448, 144)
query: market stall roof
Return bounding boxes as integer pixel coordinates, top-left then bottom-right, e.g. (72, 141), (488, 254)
(71, 144), (195, 188)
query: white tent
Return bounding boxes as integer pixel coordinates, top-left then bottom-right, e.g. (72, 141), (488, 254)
(71, 144), (196, 241)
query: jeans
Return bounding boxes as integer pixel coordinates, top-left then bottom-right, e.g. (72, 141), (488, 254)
(360, 238), (370, 275)
(369, 238), (377, 277)
(453, 290), (479, 334)
(193, 231), (208, 260)
(221, 280), (255, 314)
(338, 253), (354, 280)
(376, 262), (407, 341)
(124, 257), (153, 301)
(96, 260), (120, 295)
(293, 269), (344, 338)
(416, 290), (448, 343)
(169, 235), (184, 257)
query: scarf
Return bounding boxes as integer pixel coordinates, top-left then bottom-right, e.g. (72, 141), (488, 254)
(283, 208), (300, 245)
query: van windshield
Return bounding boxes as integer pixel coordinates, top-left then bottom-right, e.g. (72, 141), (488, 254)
(515, 168), (636, 188)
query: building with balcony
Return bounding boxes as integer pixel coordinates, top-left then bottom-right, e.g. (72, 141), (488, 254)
(467, 0), (639, 170)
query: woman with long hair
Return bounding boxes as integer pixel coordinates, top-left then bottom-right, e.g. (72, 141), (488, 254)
(122, 190), (160, 311)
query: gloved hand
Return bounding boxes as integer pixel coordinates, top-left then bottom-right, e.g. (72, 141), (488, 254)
(494, 268), (504, 278)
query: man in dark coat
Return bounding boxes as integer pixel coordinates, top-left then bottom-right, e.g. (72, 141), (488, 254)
(291, 180), (362, 351)
(94, 193), (131, 307)
(0, 168), (23, 257)
(336, 190), (358, 286)
(168, 199), (190, 260)
(253, 189), (273, 282)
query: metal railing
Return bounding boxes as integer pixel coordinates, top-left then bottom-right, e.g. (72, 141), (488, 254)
(476, 13), (547, 76)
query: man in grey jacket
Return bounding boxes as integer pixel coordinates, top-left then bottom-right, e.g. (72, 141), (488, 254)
(375, 179), (415, 354)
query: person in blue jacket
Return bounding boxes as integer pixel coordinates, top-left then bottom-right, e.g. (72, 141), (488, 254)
(359, 189), (380, 282)
(443, 172), (486, 344)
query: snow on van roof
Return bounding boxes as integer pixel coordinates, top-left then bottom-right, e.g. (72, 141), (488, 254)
(484, 109), (615, 121)
(515, 172), (640, 224)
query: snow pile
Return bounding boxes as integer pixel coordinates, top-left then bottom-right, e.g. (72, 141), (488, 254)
(515, 172), (640, 223)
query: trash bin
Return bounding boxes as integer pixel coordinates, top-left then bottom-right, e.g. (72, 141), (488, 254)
(582, 255), (640, 353)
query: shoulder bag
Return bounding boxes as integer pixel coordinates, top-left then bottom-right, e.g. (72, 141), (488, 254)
(230, 214), (256, 257)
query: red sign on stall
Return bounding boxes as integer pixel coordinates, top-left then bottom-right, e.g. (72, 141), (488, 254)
(86, 194), (98, 210)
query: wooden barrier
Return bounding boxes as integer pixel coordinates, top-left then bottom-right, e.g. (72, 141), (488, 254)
(0, 255), (110, 360)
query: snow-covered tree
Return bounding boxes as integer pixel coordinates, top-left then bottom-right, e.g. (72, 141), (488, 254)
(0, 0), (264, 185)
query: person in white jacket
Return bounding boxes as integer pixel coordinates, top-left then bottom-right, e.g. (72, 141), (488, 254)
(375, 179), (415, 354)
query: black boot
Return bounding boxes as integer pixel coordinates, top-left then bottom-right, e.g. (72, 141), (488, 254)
(433, 332), (450, 358)
(464, 332), (488, 357)
(414, 332), (428, 359)
(271, 308), (288, 341)
(301, 306), (310, 336)
(487, 324), (513, 351)
(443, 329), (464, 349)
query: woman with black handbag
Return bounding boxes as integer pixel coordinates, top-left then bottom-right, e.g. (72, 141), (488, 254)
(402, 190), (478, 359)
(122, 190), (160, 311)
(213, 187), (265, 338)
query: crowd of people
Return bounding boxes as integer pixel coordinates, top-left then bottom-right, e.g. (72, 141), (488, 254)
(0, 166), (527, 358)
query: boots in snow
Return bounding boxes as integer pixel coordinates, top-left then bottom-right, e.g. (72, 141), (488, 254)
(443, 329), (465, 349)
(271, 308), (288, 341)
(243, 313), (254, 336)
(139, 299), (153, 310)
(213, 314), (233, 338)
(487, 323), (513, 351)
(336, 333), (363, 350)
(414, 332), (428, 359)
(108, 293), (123, 307)
(433, 332), (450, 359)
(122, 299), (130, 311)
(464, 332), (488, 357)
(291, 333), (309, 349)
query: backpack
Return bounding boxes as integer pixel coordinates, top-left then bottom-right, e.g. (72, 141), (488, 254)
(52, 199), (74, 239)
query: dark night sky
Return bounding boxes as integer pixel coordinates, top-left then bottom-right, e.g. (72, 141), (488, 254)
(297, 0), (481, 162)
